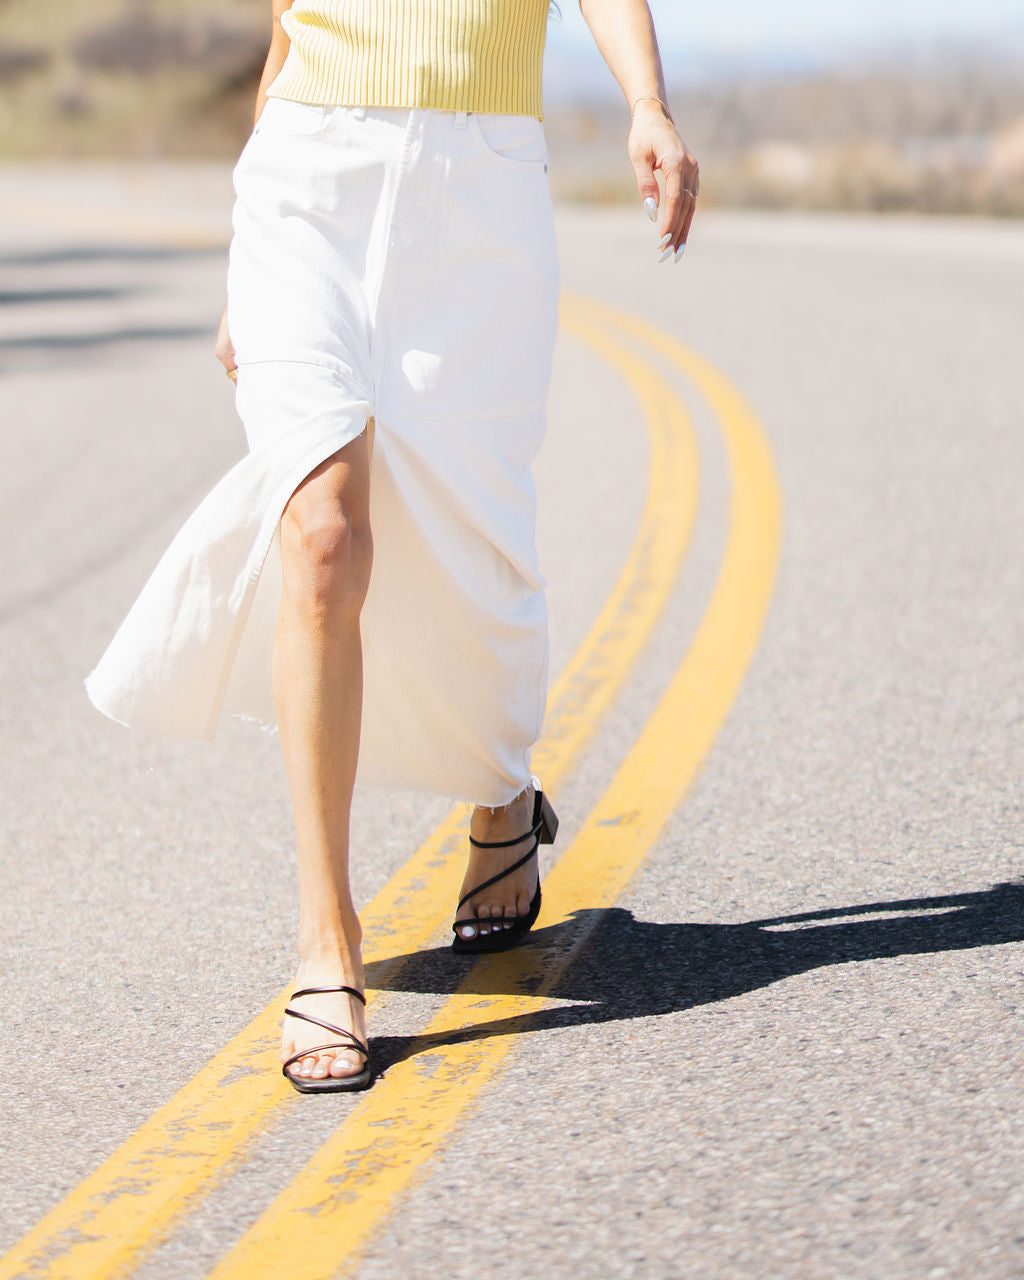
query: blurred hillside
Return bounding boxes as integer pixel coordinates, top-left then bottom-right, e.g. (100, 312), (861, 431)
(3, 0), (1024, 214)
(553, 49), (1024, 215)
(0, 0), (267, 158)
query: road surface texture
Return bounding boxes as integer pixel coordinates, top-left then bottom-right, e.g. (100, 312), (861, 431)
(1, 163), (1023, 1280)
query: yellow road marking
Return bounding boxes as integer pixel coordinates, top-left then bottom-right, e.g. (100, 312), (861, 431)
(0, 301), (697, 1280)
(202, 302), (783, 1280)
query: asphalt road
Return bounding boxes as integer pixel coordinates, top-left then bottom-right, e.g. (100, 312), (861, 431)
(1, 166), (1023, 1279)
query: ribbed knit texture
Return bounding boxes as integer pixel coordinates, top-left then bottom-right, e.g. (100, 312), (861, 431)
(268, 0), (548, 118)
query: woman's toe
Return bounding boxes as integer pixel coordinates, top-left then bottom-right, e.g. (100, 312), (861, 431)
(457, 920), (478, 939)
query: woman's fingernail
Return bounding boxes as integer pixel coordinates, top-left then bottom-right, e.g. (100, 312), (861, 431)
(659, 246), (674, 263)
(659, 231), (673, 246)
(643, 197), (658, 221)
(674, 244), (686, 262)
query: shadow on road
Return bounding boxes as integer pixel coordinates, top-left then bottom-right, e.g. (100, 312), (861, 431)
(0, 325), (212, 371)
(366, 882), (1024, 1072)
(0, 286), (135, 306)
(0, 324), (210, 351)
(0, 245), (223, 268)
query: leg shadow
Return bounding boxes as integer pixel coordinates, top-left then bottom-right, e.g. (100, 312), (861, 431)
(365, 882), (1024, 1072)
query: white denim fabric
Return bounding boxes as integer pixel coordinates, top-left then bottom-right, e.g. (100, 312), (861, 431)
(86, 100), (560, 806)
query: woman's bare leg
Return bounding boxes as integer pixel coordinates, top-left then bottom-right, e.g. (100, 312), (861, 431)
(274, 431), (373, 1081)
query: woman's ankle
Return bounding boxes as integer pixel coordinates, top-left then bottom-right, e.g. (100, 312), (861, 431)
(296, 917), (364, 971)
(471, 782), (533, 837)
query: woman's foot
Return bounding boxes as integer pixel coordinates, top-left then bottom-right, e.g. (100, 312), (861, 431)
(454, 783), (538, 942)
(280, 961), (367, 1082)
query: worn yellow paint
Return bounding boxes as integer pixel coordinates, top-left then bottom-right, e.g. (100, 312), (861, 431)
(0, 300), (697, 1280)
(539, 301), (697, 784)
(201, 302), (783, 1280)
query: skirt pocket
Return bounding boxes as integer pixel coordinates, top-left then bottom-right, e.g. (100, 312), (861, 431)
(467, 113), (548, 171)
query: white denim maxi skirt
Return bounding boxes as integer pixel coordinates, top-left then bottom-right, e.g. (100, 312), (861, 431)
(86, 99), (560, 806)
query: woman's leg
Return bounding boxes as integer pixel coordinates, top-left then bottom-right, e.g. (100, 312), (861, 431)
(274, 431), (373, 1081)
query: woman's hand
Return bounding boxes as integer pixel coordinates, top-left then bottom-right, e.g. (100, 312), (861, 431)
(629, 98), (699, 263)
(214, 305), (238, 382)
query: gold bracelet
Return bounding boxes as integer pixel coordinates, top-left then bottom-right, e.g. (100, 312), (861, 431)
(630, 94), (671, 121)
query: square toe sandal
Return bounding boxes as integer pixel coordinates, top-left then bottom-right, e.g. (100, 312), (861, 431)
(281, 985), (373, 1094)
(451, 777), (558, 955)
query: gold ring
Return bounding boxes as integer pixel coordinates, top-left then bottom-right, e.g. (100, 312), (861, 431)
(226, 368), (238, 382)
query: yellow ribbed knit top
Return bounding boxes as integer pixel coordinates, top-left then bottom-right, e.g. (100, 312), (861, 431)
(269, 0), (549, 118)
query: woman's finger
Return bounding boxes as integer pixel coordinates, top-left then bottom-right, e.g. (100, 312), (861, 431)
(659, 166), (688, 257)
(670, 159), (700, 259)
(665, 194), (690, 262)
(678, 198), (697, 257)
(629, 143), (660, 222)
(214, 305), (237, 378)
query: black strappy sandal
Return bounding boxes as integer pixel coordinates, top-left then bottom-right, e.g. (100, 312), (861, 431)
(281, 985), (373, 1094)
(452, 778), (558, 955)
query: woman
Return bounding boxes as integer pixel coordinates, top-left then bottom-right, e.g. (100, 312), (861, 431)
(87, 0), (698, 1093)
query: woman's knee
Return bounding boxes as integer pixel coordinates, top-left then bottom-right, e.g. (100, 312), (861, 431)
(279, 460), (373, 618)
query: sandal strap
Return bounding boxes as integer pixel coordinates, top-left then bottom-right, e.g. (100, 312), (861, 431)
(456, 838), (539, 914)
(281, 1035), (369, 1075)
(468, 816), (542, 850)
(290, 985), (366, 1004)
(283, 1008), (369, 1054)
(284, 1006), (369, 1055)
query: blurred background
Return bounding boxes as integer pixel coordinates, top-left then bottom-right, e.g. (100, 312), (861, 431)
(4, 8), (1024, 1268)
(3, 0), (1024, 214)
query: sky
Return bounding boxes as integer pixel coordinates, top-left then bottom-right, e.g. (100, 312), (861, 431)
(545, 0), (1024, 90)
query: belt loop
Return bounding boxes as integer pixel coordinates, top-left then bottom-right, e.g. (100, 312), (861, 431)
(454, 110), (468, 130)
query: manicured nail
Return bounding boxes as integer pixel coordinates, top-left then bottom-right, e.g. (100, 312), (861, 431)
(658, 246), (674, 262)
(674, 244), (686, 262)
(643, 197), (657, 221)
(460, 924), (477, 939)
(659, 231), (672, 246)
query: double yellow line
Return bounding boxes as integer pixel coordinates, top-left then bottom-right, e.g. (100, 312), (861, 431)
(1, 297), (780, 1280)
